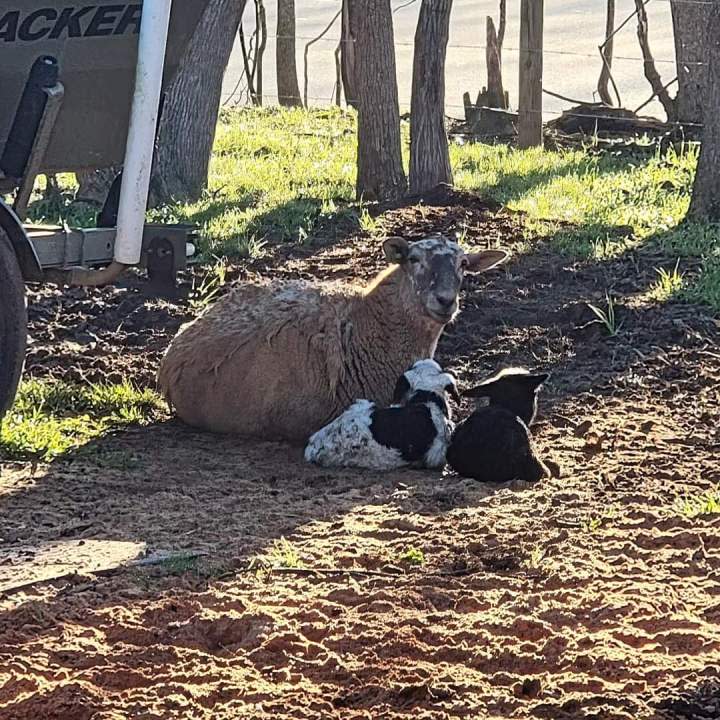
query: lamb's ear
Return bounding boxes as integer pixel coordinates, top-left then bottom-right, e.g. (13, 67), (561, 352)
(465, 249), (509, 273)
(392, 374), (411, 403)
(384, 237), (410, 264)
(462, 384), (491, 398)
(526, 372), (550, 389)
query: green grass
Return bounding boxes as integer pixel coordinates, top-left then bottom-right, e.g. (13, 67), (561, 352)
(23, 107), (720, 309)
(453, 142), (695, 237)
(586, 293), (622, 337)
(155, 109), (720, 310)
(265, 537), (304, 569)
(147, 107), (358, 257)
(15, 108), (720, 462)
(154, 552), (202, 576)
(649, 260), (685, 301)
(400, 546), (425, 566)
(675, 487), (720, 518)
(1, 379), (164, 461)
(188, 256), (230, 311)
(452, 140), (720, 306)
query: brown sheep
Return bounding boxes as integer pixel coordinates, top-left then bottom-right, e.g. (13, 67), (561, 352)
(158, 235), (507, 441)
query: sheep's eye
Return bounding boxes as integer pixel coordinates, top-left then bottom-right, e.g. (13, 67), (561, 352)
(460, 258), (469, 269)
(409, 256), (420, 264)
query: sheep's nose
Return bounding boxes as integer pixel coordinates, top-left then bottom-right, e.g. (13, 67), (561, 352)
(435, 293), (455, 309)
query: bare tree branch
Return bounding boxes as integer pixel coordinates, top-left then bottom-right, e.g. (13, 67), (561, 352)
(543, 87), (602, 106)
(303, 8), (342, 107)
(635, 0), (676, 121)
(597, 0), (619, 106)
(633, 75), (678, 115)
(604, 0), (649, 46)
(595, 0), (652, 109)
(256, 0), (267, 105)
(393, 0), (418, 13)
(497, 0), (506, 56)
(334, 42), (342, 106)
(238, 20), (257, 104)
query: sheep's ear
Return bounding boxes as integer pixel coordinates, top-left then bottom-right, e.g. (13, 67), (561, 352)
(392, 374), (411, 403)
(384, 237), (410, 263)
(465, 249), (509, 273)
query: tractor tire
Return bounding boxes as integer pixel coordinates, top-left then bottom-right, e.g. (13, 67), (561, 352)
(0, 227), (27, 419)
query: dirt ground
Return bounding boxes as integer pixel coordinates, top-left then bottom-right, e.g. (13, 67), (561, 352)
(1, 190), (720, 719)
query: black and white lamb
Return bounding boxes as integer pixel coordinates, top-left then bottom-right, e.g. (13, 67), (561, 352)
(304, 359), (458, 470)
(446, 368), (550, 483)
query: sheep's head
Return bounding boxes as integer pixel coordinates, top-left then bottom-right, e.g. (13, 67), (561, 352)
(392, 359), (460, 405)
(464, 367), (549, 425)
(383, 235), (508, 324)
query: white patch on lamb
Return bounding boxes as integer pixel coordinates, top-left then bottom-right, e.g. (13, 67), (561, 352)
(304, 359), (457, 470)
(304, 399), (405, 470)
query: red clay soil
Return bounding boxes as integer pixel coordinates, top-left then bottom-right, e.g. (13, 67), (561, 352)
(1, 189), (720, 719)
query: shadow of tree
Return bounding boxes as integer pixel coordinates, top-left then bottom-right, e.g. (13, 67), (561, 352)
(3, 185), (720, 718)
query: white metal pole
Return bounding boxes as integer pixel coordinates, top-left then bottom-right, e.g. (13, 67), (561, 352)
(113, 0), (172, 265)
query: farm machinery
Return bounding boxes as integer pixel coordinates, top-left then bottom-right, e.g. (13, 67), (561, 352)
(0, 1), (210, 419)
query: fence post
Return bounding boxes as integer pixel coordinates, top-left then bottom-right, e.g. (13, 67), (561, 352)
(518, 0), (543, 148)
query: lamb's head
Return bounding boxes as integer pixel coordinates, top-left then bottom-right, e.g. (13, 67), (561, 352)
(464, 367), (549, 425)
(383, 234), (508, 324)
(392, 358), (460, 405)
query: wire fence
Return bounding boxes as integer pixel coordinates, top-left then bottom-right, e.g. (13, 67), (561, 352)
(230, 33), (707, 66)
(222, 92), (705, 129)
(221, 0), (710, 130)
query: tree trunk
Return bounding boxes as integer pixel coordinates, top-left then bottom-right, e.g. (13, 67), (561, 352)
(75, 167), (119, 205)
(687, 1), (720, 220)
(484, 16), (506, 109)
(597, 0), (615, 105)
(409, 0), (453, 196)
(276, 0), (302, 106)
(350, 0), (407, 202)
(154, 0), (245, 204)
(671, 0), (710, 125)
(340, 0), (358, 108)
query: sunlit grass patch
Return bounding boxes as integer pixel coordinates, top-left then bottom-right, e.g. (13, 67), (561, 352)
(649, 260), (685, 302)
(1, 379), (164, 461)
(454, 141), (695, 240)
(188, 257), (230, 311)
(156, 107), (357, 258)
(400, 546), (425, 566)
(19, 107), (720, 311)
(675, 487), (720, 518)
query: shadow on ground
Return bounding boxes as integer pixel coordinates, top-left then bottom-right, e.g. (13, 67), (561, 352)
(2, 186), (720, 720)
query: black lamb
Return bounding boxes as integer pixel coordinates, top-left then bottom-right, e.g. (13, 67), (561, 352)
(446, 368), (550, 483)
